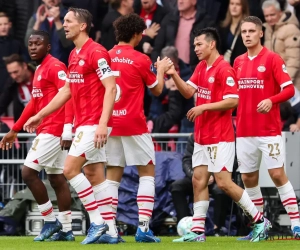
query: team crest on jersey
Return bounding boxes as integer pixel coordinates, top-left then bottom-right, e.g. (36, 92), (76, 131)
(282, 64), (288, 73)
(226, 77), (235, 86)
(58, 70), (67, 80)
(79, 60), (85, 66)
(37, 75), (42, 81)
(257, 65), (266, 72)
(208, 76), (215, 83)
(116, 49), (121, 55)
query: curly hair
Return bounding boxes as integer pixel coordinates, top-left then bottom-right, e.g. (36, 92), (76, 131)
(113, 13), (146, 43)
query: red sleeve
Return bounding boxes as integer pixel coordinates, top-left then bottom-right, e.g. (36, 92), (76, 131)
(49, 62), (68, 89)
(270, 84), (295, 104)
(220, 66), (239, 99)
(91, 49), (114, 81)
(187, 63), (200, 89)
(139, 55), (157, 88)
(64, 99), (74, 124)
(272, 54), (293, 88)
(12, 99), (35, 132)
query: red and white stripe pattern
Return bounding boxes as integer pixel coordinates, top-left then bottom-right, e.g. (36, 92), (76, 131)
(97, 197), (114, 221)
(283, 198), (300, 220)
(41, 207), (53, 217)
(112, 198), (118, 219)
(191, 217), (205, 233)
(77, 186), (98, 212)
(137, 195), (154, 219)
(38, 200), (56, 222)
(252, 211), (263, 223)
(252, 198), (264, 214)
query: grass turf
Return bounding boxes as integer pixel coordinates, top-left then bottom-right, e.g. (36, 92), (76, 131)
(0, 236), (299, 250)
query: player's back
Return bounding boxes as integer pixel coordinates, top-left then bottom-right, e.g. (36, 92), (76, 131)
(32, 54), (67, 136)
(68, 38), (113, 128)
(109, 45), (153, 136)
(234, 47), (285, 137)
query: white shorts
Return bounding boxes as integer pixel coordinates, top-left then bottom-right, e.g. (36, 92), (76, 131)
(68, 125), (112, 166)
(106, 133), (155, 167)
(192, 142), (235, 173)
(24, 134), (67, 174)
(236, 136), (284, 173)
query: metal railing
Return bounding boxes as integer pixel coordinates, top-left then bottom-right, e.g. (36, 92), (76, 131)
(0, 133), (190, 202)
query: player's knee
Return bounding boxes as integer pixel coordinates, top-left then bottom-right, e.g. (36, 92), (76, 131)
(192, 175), (206, 190)
(241, 173), (257, 186)
(215, 179), (230, 193)
(63, 165), (73, 180)
(269, 168), (285, 183)
(48, 174), (64, 189)
(21, 166), (39, 184)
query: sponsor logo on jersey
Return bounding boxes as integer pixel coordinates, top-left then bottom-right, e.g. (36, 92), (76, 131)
(32, 87), (43, 97)
(113, 109), (127, 116)
(68, 73), (84, 83)
(257, 65), (266, 72)
(197, 86), (211, 100)
(208, 76), (215, 83)
(282, 64), (288, 73)
(58, 70), (67, 80)
(111, 57), (133, 65)
(238, 78), (264, 89)
(98, 58), (107, 67)
(79, 59), (85, 66)
(226, 77), (235, 86)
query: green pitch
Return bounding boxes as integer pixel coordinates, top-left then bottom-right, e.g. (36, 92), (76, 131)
(0, 236), (299, 250)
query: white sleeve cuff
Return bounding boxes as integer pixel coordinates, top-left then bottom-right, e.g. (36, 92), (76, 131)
(187, 80), (198, 89)
(281, 80), (293, 89)
(147, 80), (158, 89)
(61, 123), (73, 140)
(223, 94), (239, 99)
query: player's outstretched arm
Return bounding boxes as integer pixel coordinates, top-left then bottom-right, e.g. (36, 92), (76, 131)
(187, 98), (238, 122)
(94, 76), (117, 149)
(171, 70), (196, 99)
(24, 83), (71, 133)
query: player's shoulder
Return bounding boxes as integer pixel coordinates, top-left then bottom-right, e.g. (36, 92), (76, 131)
(234, 52), (248, 64)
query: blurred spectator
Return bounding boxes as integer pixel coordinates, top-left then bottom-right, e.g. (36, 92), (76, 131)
(61, 0), (109, 42)
(218, 0), (249, 66)
(288, 86), (300, 131)
(199, 0), (229, 23)
(263, 0), (300, 90)
(288, 0), (300, 23)
(280, 101), (297, 131)
(134, 0), (168, 56)
(152, 0), (215, 69)
(0, 54), (34, 123)
(101, 0), (134, 51)
(157, 0), (177, 12)
(249, 0), (265, 21)
(25, 0), (73, 65)
(0, 12), (23, 95)
(0, 54), (34, 159)
(170, 134), (231, 235)
(148, 46), (193, 134)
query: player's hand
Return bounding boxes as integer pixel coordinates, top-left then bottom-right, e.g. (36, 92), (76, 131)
(187, 105), (206, 122)
(257, 99), (272, 113)
(60, 138), (72, 151)
(0, 130), (18, 150)
(94, 123), (107, 149)
(36, 5), (48, 23)
(156, 56), (174, 73)
(23, 115), (43, 133)
(290, 124), (300, 132)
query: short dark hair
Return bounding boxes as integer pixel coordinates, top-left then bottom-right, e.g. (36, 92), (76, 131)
(193, 27), (221, 51)
(113, 13), (146, 43)
(29, 30), (50, 44)
(0, 12), (10, 21)
(68, 7), (93, 33)
(110, 0), (122, 10)
(3, 54), (25, 66)
(241, 16), (263, 29)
